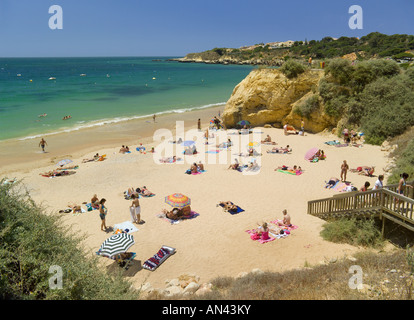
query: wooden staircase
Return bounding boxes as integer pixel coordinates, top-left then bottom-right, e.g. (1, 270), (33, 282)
(307, 181), (414, 234)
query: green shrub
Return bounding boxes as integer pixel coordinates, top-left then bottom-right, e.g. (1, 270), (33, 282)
(359, 75), (414, 144)
(280, 60), (306, 79)
(324, 58), (353, 85)
(388, 138), (414, 184)
(293, 95), (320, 119)
(0, 182), (138, 300)
(320, 217), (384, 248)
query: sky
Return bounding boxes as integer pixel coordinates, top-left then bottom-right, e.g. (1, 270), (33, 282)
(0, 0), (413, 57)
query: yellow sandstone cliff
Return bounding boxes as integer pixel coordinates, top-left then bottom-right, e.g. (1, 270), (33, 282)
(222, 68), (337, 133)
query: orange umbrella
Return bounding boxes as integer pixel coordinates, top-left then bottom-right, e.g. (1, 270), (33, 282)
(165, 193), (191, 208)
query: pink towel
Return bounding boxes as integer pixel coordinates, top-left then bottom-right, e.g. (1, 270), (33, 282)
(245, 229), (275, 244)
(270, 220), (298, 231)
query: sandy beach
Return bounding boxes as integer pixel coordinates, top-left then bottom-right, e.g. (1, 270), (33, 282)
(0, 107), (390, 290)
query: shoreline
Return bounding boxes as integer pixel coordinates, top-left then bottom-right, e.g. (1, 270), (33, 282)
(0, 104), (225, 176)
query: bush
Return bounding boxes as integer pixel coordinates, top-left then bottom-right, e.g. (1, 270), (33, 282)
(0, 182), (138, 300)
(359, 75), (414, 144)
(320, 217), (384, 248)
(324, 58), (353, 85)
(388, 138), (414, 184)
(293, 95), (320, 119)
(280, 60), (307, 79)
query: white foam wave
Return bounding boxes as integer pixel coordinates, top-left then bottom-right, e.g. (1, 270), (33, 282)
(17, 102), (225, 141)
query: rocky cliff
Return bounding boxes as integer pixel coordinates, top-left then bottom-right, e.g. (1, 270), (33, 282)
(221, 68), (337, 133)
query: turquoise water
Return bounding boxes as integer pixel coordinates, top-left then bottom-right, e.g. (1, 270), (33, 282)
(0, 57), (253, 141)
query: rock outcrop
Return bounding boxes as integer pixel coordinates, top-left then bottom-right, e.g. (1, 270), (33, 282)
(221, 68), (337, 133)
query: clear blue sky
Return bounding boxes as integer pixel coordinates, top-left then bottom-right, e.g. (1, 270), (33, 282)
(0, 0), (413, 57)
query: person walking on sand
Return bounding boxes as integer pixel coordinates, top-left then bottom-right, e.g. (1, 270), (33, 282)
(340, 160), (349, 182)
(198, 118), (201, 130)
(99, 198), (108, 231)
(153, 114), (156, 123)
(301, 119), (305, 133)
(129, 194), (141, 224)
(39, 138), (47, 152)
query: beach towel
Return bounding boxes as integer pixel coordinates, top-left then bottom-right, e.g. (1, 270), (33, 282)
(245, 229), (275, 244)
(324, 140), (340, 146)
(157, 211), (200, 224)
(333, 182), (349, 192)
(218, 203), (245, 215)
(335, 144), (349, 148)
(205, 150), (220, 154)
(113, 221), (139, 234)
(142, 245), (176, 271)
(325, 180), (340, 189)
(267, 150), (289, 154)
(277, 169), (302, 176)
(140, 193), (156, 197)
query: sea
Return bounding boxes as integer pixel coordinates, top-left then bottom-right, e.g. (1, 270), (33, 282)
(0, 57), (253, 141)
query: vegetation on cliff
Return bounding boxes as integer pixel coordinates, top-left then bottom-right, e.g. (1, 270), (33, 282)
(0, 182), (138, 300)
(180, 32), (414, 66)
(320, 59), (414, 145)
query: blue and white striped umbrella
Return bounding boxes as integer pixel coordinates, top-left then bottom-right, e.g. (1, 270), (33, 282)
(57, 159), (73, 167)
(98, 233), (135, 258)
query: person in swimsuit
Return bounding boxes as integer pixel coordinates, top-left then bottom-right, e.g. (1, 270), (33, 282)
(276, 209), (292, 227)
(130, 194), (141, 224)
(340, 160), (349, 182)
(257, 223), (270, 241)
(39, 138), (47, 152)
(397, 173), (413, 195)
(219, 201), (238, 213)
(99, 198), (108, 231)
(360, 181), (370, 192)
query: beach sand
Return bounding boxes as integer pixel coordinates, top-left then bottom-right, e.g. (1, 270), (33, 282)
(0, 108), (390, 290)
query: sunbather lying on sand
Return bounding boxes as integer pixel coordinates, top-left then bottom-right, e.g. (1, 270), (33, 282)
(219, 201), (239, 213)
(246, 159), (259, 170)
(138, 186), (155, 197)
(159, 156), (181, 163)
(350, 166), (375, 177)
(83, 153), (100, 163)
(325, 177), (340, 188)
(275, 165), (302, 173)
(162, 205), (192, 220)
(228, 159), (240, 170)
(268, 145), (291, 153)
(67, 203), (82, 213)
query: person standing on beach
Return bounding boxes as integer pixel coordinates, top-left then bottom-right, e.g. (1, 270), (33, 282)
(340, 160), (349, 182)
(300, 119), (305, 133)
(99, 198), (108, 231)
(39, 138), (47, 152)
(130, 194), (141, 224)
(198, 118), (201, 130)
(153, 114), (156, 123)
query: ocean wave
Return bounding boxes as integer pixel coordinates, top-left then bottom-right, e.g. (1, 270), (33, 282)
(17, 102), (225, 141)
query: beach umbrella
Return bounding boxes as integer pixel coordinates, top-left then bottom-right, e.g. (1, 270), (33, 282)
(238, 120), (250, 126)
(181, 140), (195, 147)
(57, 159), (73, 167)
(247, 142), (260, 148)
(304, 147), (319, 161)
(165, 193), (191, 208)
(98, 233), (135, 258)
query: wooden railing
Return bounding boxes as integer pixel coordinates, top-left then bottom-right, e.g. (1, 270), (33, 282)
(308, 184), (414, 232)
